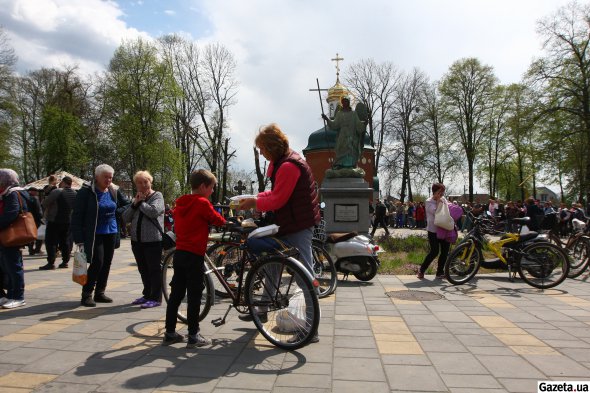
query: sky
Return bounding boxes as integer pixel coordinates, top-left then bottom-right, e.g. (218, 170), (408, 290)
(0, 0), (573, 195)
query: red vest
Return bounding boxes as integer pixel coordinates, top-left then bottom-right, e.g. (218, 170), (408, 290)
(271, 151), (320, 236)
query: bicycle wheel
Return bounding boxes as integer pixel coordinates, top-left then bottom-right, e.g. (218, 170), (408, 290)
(518, 242), (569, 289)
(161, 249), (214, 323)
(566, 236), (590, 279)
(207, 243), (244, 298)
(244, 256), (320, 350)
(444, 240), (482, 285)
(312, 242), (337, 298)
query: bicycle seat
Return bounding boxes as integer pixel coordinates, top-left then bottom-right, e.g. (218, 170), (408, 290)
(326, 232), (358, 244)
(511, 217), (531, 224)
(519, 232), (538, 242)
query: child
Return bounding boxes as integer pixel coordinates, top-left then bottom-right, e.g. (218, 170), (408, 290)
(163, 169), (226, 348)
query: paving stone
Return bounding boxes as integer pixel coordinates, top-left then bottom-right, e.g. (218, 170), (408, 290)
(334, 335), (376, 349)
(428, 352), (488, 374)
(331, 380), (389, 393)
(498, 378), (542, 393)
(522, 354), (590, 377)
(96, 365), (169, 392)
(333, 357), (386, 382)
(32, 381), (100, 393)
(172, 355), (234, 378)
(20, 350), (90, 374)
(275, 372), (331, 388)
(474, 355), (545, 378)
(416, 338), (468, 353)
(0, 347), (55, 365)
(157, 375), (219, 392)
(383, 365), (447, 392)
(441, 373), (502, 388)
(381, 354), (432, 365)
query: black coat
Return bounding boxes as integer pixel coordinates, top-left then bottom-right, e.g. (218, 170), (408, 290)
(71, 182), (130, 263)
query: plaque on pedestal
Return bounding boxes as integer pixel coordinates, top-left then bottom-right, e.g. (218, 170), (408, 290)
(320, 177), (372, 234)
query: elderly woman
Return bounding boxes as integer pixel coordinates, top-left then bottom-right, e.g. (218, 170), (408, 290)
(122, 171), (164, 308)
(71, 164), (130, 307)
(0, 168), (33, 309)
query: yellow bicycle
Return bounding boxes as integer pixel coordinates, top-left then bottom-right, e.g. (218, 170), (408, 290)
(444, 214), (569, 289)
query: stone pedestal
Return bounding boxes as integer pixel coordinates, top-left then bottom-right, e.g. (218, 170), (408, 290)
(320, 177), (372, 234)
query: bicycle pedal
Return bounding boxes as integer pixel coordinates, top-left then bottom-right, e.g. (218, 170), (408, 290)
(211, 318), (225, 327)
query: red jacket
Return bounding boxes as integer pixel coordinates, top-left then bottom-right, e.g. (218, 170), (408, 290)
(172, 194), (225, 256)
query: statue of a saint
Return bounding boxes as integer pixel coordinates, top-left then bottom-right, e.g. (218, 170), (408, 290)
(321, 97), (368, 178)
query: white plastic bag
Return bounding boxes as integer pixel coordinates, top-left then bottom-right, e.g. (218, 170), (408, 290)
(434, 200), (455, 230)
(248, 224), (280, 239)
(275, 289), (306, 332)
(36, 224), (46, 241)
(72, 245), (88, 286)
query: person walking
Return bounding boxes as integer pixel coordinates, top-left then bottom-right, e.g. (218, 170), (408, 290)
(371, 199), (390, 237)
(417, 183), (450, 280)
(71, 164), (130, 307)
(123, 170), (165, 309)
(39, 176), (77, 270)
(0, 168), (35, 309)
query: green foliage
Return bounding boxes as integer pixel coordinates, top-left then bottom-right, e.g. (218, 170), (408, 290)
(379, 234), (429, 253)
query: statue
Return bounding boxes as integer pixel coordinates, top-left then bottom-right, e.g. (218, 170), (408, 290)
(321, 96), (368, 178)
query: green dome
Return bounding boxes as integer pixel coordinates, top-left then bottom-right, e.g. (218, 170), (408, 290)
(303, 126), (374, 153)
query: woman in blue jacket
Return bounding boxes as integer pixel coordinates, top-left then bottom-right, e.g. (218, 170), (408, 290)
(71, 164), (130, 307)
(0, 168), (32, 309)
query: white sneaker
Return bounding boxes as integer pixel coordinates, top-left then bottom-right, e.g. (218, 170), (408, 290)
(2, 299), (26, 309)
(0, 297), (8, 306)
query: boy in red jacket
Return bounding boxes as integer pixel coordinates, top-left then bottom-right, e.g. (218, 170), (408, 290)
(163, 169), (225, 348)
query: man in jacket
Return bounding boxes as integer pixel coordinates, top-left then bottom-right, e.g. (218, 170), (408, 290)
(39, 176), (77, 269)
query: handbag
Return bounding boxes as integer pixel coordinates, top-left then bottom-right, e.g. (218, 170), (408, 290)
(139, 196), (176, 250)
(0, 192), (38, 247)
(433, 199), (455, 231)
(72, 245), (88, 286)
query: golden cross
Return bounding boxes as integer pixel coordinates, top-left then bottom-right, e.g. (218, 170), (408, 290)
(331, 53), (344, 77)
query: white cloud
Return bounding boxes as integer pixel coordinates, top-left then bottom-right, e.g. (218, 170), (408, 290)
(164, 9), (176, 16)
(0, 0), (150, 75)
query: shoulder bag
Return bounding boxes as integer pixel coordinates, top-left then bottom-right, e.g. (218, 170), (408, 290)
(139, 193), (176, 250)
(433, 199), (455, 231)
(0, 192), (38, 247)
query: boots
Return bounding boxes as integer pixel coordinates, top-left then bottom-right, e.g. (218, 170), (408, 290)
(93, 292), (113, 303)
(81, 292), (96, 307)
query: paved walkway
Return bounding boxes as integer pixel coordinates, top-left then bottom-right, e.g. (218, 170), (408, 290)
(1, 239), (589, 392)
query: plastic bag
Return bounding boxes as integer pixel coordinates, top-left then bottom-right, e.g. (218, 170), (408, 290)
(434, 200), (455, 230)
(275, 289), (306, 332)
(72, 245), (88, 286)
(37, 224), (46, 241)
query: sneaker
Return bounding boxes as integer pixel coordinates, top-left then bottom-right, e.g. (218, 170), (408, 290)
(416, 271), (425, 279)
(2, 299), (26, 309)
(0, 297), (8, 306)
(39, 263), (55, 270)
(58, 262), (69, 269)
(94, 293), (113, 303)
(162, 332), (184, 346)
(238, 312), (268, 323)
(140, 300), (161, 309)
(131, 297), (147, 305)
(186, 333), (210, 348)
(287, 332), (319, 344)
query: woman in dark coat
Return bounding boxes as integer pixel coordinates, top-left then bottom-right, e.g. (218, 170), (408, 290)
(0, 168), (33, 309)
(71, 164), (130, 307)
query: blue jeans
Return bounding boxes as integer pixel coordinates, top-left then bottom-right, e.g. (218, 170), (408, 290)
(0, 246), (24, 300)
(246, 227), (314, 274)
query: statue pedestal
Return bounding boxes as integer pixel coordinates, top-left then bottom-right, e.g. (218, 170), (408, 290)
(320, 177), (372, 234)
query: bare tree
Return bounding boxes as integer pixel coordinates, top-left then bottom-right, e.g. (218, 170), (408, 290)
(0, 27), (17, 166)
(344, 59), (399, 171)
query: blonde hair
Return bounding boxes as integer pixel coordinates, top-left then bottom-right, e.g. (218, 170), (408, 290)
(255, 123), (289, 162)
(133, 170), (153, 183)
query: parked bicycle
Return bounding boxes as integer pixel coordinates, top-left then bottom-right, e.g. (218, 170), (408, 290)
(444, 213), (569, 289)
(538, 213), (590, 278)
(162, 222), (321, 349)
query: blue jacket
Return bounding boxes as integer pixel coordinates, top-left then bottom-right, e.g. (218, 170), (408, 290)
(71, 182), (130, 263)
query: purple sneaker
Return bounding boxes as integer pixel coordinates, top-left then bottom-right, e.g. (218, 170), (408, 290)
(132, 297), (147, 305)
(141, 300), (161, 309)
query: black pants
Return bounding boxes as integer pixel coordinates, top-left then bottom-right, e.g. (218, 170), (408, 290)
(45, 221), (73, 264)
(83, 233), (116, 295)
(371, 215), (390, 236)
(420, 231), (450, 276)
(131, 241), (163, 302)
(165, 250), (204, 336)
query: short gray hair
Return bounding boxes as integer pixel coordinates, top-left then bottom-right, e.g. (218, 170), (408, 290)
(94, 164), (115, 177)
(0, 168), (19, 189)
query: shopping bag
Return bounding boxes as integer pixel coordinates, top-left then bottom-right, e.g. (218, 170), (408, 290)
(37, 224), (46, 241)
(0, 193), (37, 247)
(275, 289), (306, 332)
(434, 201), (455, 230)
(72, 245), (88, 286)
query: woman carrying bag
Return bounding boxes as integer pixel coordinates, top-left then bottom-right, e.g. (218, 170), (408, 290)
(417, 183), (451, 280)
(122, 171), (165, 309)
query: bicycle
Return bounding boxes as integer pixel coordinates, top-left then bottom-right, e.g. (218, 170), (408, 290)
(444, 213), (570, 289)
(539, 214), (590, 278)
(162, 223), (321, 349)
